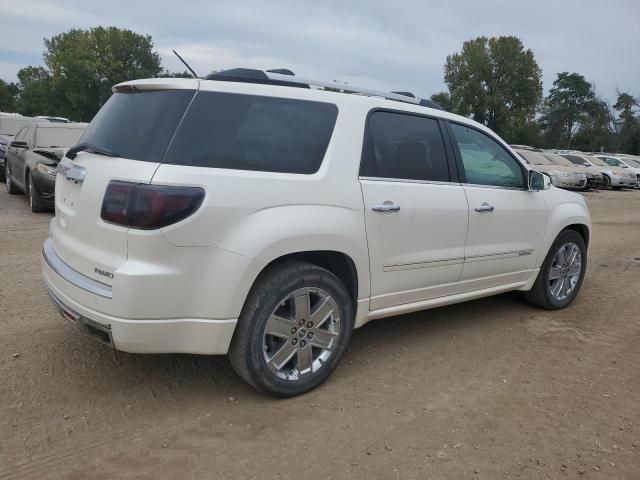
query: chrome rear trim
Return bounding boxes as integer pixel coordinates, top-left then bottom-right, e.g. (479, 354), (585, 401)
(43, 238), (113, 299)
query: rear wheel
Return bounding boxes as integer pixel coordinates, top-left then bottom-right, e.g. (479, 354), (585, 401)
(229, 261), (354, 397)
(27, 173), (45, 213)
(5, 163), (18, 194)
(523, 230), (587, 310)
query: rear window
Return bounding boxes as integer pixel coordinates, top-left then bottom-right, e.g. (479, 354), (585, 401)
(163, 92), (338, 174)
(36, 127), (85, 148)
(78, 90), (195, 162)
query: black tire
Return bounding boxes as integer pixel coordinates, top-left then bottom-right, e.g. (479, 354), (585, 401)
(523, 230), (587, 310)
(229, 261), (354, 397)
(611, 186), (622, 191)
(27, 173), (45, 213)
(5, 163), (19, 194)
(602, 175), (611, 190)
(0, 164), (5, 183)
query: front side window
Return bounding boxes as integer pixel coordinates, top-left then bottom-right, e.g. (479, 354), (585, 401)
(360, 111), (450, 182)
(450, 123), (525, 188)
(164, 92), (338, 174)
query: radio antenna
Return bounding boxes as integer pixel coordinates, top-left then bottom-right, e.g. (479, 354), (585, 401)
(172, 50), (199, 78)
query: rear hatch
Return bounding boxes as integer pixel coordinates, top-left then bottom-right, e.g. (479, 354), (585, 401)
(51, 80), (198, 285)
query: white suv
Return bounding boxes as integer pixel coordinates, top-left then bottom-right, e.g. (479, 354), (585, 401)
(42, 70), (591, 396)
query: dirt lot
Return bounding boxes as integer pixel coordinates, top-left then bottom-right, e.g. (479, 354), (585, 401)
(1, 187), (639, 480)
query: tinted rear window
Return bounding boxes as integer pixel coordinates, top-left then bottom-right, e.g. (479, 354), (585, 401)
(163, 92), (338, 174)
(79, 90), (195, 162)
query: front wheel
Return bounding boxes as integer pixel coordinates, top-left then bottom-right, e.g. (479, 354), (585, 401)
(229, 261), (354, 397)
(602, 175), (611, 190)
(523, 230), (587, 310)
(5, 163), (18, 194)
(27, 173), (45, 213)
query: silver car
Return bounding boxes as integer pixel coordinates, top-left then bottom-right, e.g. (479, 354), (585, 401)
(512, 147), (587, 189)
(558, 151), (637, 189)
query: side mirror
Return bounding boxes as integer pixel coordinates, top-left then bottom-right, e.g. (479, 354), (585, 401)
(10, 140), (28, 149)
(529, 170), (550, 191)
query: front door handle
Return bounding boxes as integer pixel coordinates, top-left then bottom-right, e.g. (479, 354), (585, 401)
(474, 202), (495, 213)
(372, 201), (401, 213)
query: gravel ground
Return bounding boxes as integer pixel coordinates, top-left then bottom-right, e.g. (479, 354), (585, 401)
(1, 187), (639, 479)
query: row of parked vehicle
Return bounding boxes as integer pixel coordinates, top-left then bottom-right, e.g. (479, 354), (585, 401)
(512, 145), (640, 191)
(0, 114), (87, 211)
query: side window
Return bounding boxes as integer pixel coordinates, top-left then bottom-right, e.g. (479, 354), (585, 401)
(450, 123), (525, 188)
(360, 111), (450, 182)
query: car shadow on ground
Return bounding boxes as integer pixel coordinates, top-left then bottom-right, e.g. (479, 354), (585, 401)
(43, 290), (533, 401)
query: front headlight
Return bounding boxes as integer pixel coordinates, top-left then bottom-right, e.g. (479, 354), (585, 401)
(37, 163), (58, 177)
(550, 171), (571, 178)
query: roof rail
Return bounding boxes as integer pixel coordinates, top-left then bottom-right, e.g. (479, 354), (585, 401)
(205, 68), (443, 110)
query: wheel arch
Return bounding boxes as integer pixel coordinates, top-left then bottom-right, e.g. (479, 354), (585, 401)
(249, 250), (360, 314)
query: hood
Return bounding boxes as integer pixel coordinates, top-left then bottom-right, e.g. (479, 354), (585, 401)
(33, 147), (67, 165)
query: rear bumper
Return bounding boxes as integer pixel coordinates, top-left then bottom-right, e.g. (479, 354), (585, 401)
(42, 239), (237, 355)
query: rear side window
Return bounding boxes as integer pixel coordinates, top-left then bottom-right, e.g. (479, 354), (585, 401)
(79, 90), (195, 162)
(164, 92), (338, 174)
(360, 111), (450, 182)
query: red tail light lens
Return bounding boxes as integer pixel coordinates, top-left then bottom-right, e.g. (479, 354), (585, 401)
(101, 181), (205, 229)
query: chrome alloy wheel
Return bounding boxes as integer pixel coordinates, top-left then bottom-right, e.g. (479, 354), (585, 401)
(548, 242), (582, 301)
(262, 287), (340, 381)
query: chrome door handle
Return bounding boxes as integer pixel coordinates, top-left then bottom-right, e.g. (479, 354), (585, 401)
(474, 202), (495, 213)
(372, 201), (401, 213)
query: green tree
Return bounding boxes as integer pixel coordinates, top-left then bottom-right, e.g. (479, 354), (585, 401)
(429, 91), (453, 111)
(539, 72), (595, 148)
(43, 26), (163, 121)
(16, 66), (57, 117)
(443, 36), (542, 139)
(613, 92), (640, 154)
(0, 79), (20, 112)
(572, 98), (615, 152)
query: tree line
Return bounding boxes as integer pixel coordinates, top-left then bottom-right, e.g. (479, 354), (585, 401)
(0, 27), (190, 122)
(431, 36), (640, 154)
(0, 29), (638, 154)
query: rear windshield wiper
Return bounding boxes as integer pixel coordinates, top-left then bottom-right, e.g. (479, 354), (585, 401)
(66, 143), (120, 160)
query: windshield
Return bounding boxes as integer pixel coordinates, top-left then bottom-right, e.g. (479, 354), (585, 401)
(585, 155), (608, 167)
(620, 157), (640, 168)
(543, 152), (574, 167)
(516, 150), (552, 165)
(78, 90), (196, 162)
(36, 126), (86, 148)
(562, 154), (591, 167)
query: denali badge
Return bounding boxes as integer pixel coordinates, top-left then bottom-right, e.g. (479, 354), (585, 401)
(94, 268), (114, 279)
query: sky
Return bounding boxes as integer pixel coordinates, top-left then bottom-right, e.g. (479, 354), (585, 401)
(0, 0), (638, 103)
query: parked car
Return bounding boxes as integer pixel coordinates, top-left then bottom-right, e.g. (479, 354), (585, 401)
(5, 122), (87, 212)
(539, 150), (604, 190)
(558, 151), (637, 189)
(0, 116), (49, 182)
(596, 155), (640, 188)
(512, 146), (587, 189)
(42, 71), (591, 397)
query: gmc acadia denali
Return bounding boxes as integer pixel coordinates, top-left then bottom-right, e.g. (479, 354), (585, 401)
(42, 70), (591, 396)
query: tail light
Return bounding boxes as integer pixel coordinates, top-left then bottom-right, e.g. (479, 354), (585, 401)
(101, 181), (205, 230)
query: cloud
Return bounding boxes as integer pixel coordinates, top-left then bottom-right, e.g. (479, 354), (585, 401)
(0, 0), (638, 101)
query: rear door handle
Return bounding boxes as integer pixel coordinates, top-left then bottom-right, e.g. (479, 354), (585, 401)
(372, 201), (401, 213)
(474, 202), (495, 213)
